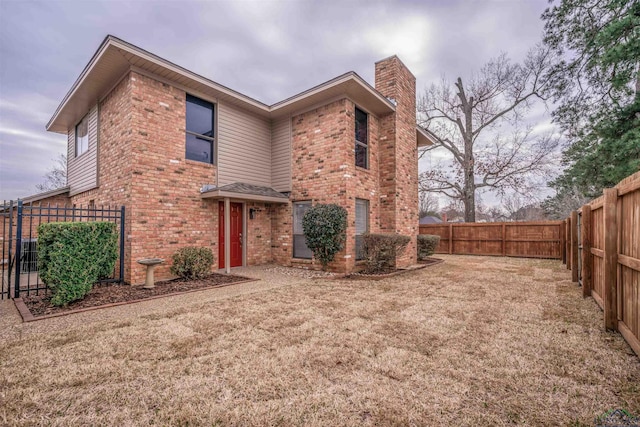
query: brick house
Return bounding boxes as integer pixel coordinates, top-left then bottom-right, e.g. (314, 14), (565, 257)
(38, 35), (431, 284)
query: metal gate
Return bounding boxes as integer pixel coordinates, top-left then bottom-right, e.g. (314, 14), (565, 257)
(1, 200), (125, 299)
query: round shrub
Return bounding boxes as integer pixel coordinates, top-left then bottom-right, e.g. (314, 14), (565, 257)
(302, 204), (347, 269)
(170, 247), (214, 279)
(418, 234), (441, 260)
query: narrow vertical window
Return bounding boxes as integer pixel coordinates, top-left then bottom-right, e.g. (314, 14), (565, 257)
(75, 115), (89, 157)
(293, 201), (312, 259)
(355, 199), (369, 260)
(355, 107), (368, 169)
(186, 94), (215, 163)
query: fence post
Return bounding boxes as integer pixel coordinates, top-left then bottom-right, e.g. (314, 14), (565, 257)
(560, 220), (566, 264)
(502, 223), (506, 256)
(13, 200), (22, 299)
(603, 188), (618, 330)
(448, 223), (453, 255)
(581, 205), (592, 297)
(119, 206), (126, 283)
(571, 211), (579, 283)
(564, 217), (571, 270)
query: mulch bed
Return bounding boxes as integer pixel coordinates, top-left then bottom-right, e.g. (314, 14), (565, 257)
(19, 273), (253, 319)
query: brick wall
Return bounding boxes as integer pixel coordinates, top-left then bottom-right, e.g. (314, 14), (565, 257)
(245, 201), (272, 265)
(72, 73), (135, 282)
(289, 98), (385, 273)
(271, 202), (292, 266)
(64, 55), (419, 279)
(375, 56), (418, 267)
(71, 71), (285, 284)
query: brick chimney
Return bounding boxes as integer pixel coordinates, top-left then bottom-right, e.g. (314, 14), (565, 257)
(375, 56), (418, 267)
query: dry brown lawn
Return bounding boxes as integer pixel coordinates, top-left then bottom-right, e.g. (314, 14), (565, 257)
(1, 255), (639, 426)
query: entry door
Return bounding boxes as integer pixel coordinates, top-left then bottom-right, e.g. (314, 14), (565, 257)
(219, 202), (243, 268)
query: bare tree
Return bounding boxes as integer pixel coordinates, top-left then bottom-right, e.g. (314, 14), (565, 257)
(418, 191), (440, 218)
(36, 154), (67, 192)
(418, 46), (559, 222)
(502, 193), (546, 221)
(440, 199), (464, 222)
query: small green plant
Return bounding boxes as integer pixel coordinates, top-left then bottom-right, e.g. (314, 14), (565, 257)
(417, 234), (441, 260)
(170, 246), (214, 279)
(38, 221), (118, 306)
(302, 204), (347, 269)
(362, 233), (411, 273)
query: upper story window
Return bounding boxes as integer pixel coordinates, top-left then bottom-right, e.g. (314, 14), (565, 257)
(75, 115), (89, 157)
(355, 107), (368, 169)
(186, 94), (215, 164)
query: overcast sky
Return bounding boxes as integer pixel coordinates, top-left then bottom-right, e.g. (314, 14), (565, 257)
(0, 0), (554, 202)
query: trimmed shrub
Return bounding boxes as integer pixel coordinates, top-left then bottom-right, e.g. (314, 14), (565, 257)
(362, 233), (411, 273)
(170, 246), (214, 279)
(418, 234), (441, 260)
(302, 204), (347, 269)
(38, 221), (118, 306)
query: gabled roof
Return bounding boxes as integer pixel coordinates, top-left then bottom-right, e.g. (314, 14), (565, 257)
(47, 35), (396, 133)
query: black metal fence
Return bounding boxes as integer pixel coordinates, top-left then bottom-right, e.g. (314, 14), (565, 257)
(1, 200), (125, 299)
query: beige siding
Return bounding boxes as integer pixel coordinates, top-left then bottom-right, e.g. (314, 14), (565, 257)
(271, 117), (291, 192)
(67, 105), (98, 196)
(217, 102), (272, 187)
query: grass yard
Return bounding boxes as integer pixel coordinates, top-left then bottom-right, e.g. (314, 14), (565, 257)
(1, 255), (639, 426)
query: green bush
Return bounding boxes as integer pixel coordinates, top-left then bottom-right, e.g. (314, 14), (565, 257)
(302, 204), (347, 269)
(170, 246), (214, 279)
(38, 222), (118, 306)
(418, 234), (441, 260)
(361, 233), (411, 273)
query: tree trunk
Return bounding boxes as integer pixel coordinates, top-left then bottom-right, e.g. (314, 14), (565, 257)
(464, 180), (476, 222)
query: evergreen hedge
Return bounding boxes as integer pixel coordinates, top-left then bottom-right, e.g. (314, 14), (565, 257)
(302, 204), (347, 269)
(417, 234), (441, 260)
(361, 233), (411, 273)
(38, 221), (118, 306)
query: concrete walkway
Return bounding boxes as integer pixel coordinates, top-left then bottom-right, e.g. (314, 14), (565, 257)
(0, 264), (313, 341)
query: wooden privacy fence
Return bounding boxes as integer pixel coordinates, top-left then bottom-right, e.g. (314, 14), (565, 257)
(419, 221), (564, 259)
(565, 171), (640, 357)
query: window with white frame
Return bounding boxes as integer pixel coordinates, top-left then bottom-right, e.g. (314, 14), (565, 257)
(293, 201), (312, 259)
(75, 115), (89, 157)
(355, 199), (369, 260)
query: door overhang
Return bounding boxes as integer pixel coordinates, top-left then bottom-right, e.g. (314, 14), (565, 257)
(200, 182), (289, 204)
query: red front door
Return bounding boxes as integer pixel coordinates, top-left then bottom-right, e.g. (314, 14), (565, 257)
(219, 202), (243, 268)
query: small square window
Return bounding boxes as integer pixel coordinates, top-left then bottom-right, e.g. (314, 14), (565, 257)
(75, 115), (89, 157)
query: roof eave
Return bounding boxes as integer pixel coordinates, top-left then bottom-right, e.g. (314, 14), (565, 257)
(20, 186), (70, 204)
(417, 126), (435, 147)
(200, 190), (289, 203)
(46, 36), (396, 134)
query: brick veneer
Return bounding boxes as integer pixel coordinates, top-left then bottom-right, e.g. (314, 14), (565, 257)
(375, 56), (418, 267)
(73, 72), (219, 284)
(63, 55), (419, 280)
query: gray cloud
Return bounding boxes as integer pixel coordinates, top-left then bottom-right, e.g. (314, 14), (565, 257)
(0, 0), (552, 201)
